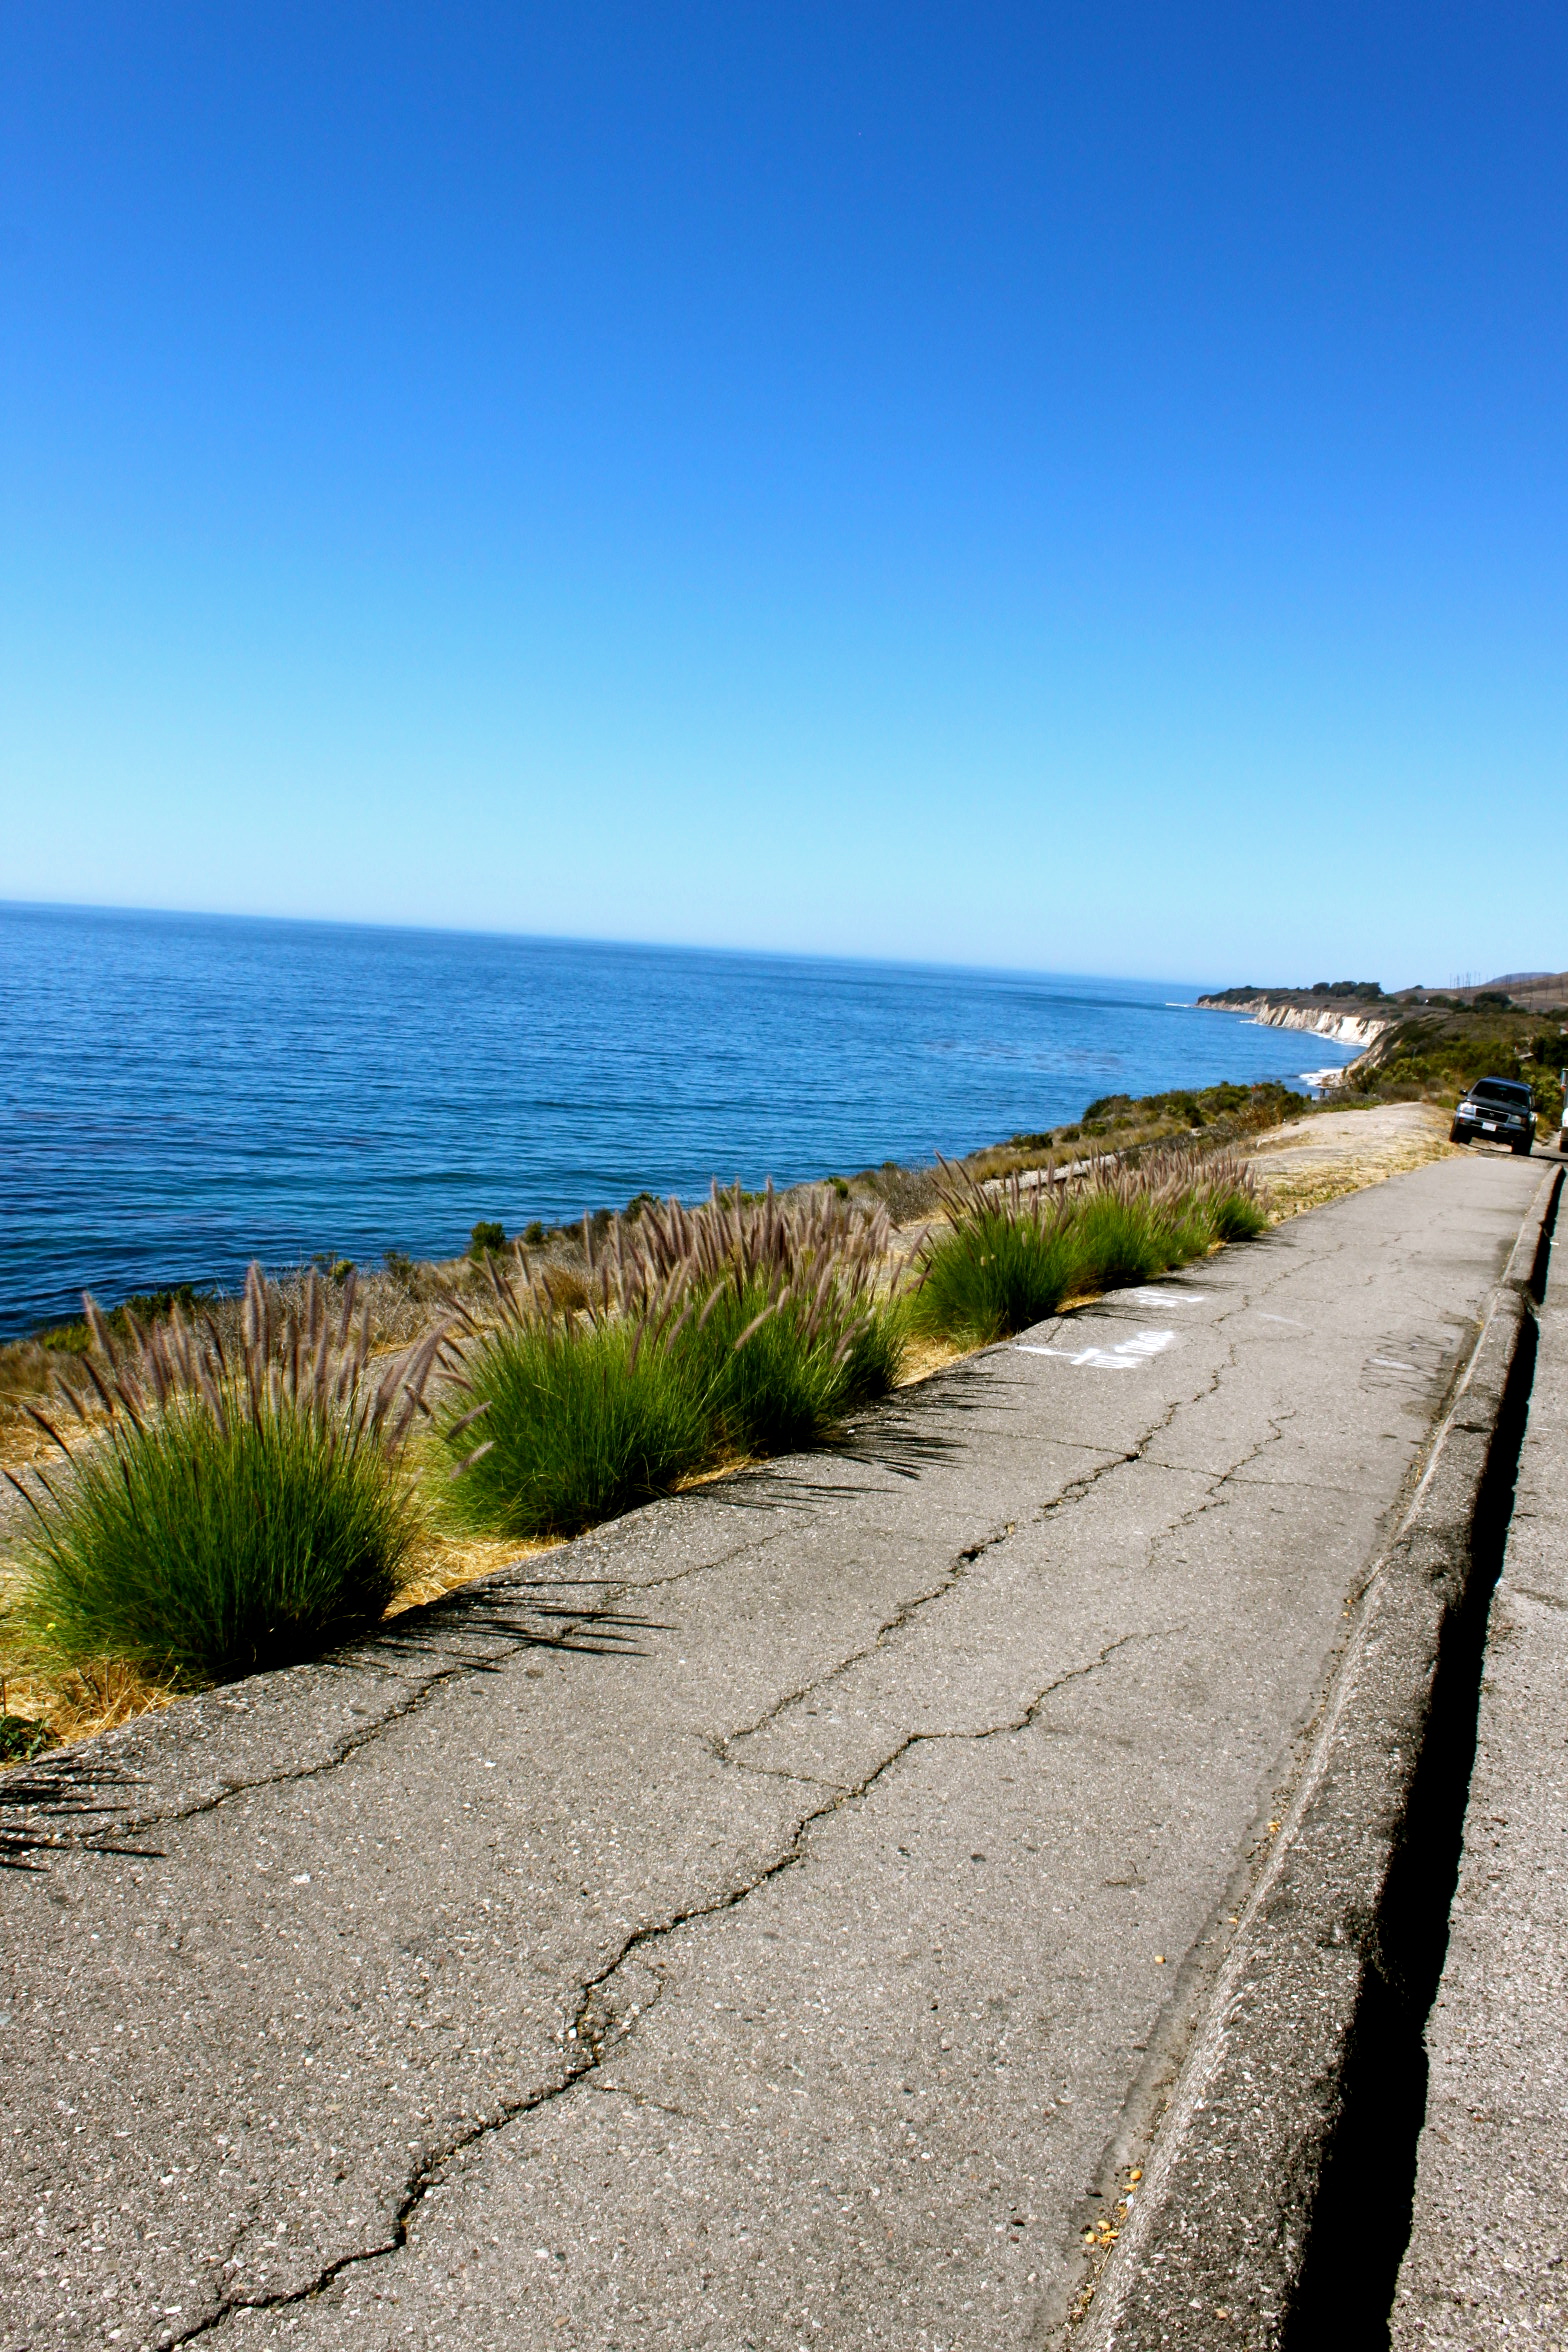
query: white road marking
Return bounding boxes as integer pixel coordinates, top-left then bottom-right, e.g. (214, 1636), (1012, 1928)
(1015, 1329), (1177, 1371)
(1259, 1313), (1307, 1326)
(1370, 1357), (1419, 1372)
(1122, 1287), (1209, 1305)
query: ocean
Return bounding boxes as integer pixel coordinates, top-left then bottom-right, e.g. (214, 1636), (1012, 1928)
(0, 904), (1352, 1336)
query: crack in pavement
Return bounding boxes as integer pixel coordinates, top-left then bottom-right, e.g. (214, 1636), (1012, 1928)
(4, 1610), (619, 1851)
(26, 1324), (1249, 1862)
(712, 1351), (1251, 1787)
(581, 2082), (699, 2125)
(709, 1520), (1018, 1769)
(168, 1625), (1165, 2344)
(1137, 1410), (1299, 1567)
(5, 1536), (783, 1853)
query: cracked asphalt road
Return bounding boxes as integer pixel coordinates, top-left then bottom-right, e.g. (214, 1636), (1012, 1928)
(0, 1150), (1543, 2351)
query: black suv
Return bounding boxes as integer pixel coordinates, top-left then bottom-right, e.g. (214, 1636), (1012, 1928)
(1450, 1076), (1536, 1154)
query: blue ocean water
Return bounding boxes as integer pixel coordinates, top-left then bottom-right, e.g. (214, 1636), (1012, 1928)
(0, 904), (1352, 1336)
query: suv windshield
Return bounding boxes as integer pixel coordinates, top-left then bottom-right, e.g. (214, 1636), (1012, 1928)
(1471, 1078), (1532, 1107)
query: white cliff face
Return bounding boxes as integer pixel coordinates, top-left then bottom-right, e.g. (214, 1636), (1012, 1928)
(1241, 1003), (1391, 1047)
(1196, 996), (1394, 1085)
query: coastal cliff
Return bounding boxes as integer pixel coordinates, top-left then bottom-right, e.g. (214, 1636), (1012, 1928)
(1196, 991), (1393, 1079)
(1196, 983), (1565, 1116)
(1201, 998), (1391, 1048)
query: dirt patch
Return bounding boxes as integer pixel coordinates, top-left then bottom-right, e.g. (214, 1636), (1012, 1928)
(1250, 1102), (1463, 1221)
(386, 1527), (563, 1615)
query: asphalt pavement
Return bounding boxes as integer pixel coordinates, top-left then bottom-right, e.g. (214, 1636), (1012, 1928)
(0, 1147), (1545, 2351)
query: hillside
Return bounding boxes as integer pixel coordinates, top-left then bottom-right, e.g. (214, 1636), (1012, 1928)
(1198, 977), (1567, 1124)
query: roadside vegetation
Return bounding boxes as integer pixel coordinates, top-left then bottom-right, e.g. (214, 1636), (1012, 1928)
(0, 1066), (1351, 1757)
(436, 1183), (905, 1539)
(911, 1148), (1266, 1347)
(4, 1269), (444, 1690)
(0, 1135), (1279, 1743)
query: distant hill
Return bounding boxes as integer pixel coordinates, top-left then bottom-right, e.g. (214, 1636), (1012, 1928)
(1199, 972), (1568, 1015)
(1453, 972), (1568, 1011)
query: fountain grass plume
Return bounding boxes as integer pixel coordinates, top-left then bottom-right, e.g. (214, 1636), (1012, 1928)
(911, 1147), (1266, 1347)
(436, 1181), (909, 1539)
(4, 1266), (446, 1686)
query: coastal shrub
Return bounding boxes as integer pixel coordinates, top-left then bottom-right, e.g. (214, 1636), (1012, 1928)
(0, 1712), (54, 1762)
(910, 1194), (1080, 1347)
(469, 1220), (507, 1260)
(626, 1181), (906, 1452)
(1203, 1174), (1269, 1243)
(4, 1269), (443, 1686)
(437, 1185), (907, 1535)
(912, 1150), (1266, 1346)
(437, 1315), (709, 1540)
(677, 1272), (904, 1457)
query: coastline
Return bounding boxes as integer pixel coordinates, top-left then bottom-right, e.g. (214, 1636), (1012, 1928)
(0, 906), (1358, 1340)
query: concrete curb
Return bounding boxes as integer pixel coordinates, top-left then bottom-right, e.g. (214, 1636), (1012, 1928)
(1391, 1180), (1568, 2345)
(1062, 1162), (1563, 2352)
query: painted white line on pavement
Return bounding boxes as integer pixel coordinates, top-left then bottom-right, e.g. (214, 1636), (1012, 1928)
(1015, 1329), (1178, 1371)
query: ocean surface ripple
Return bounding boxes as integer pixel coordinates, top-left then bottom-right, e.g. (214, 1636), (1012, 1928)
(0, 905), (1352, 1335)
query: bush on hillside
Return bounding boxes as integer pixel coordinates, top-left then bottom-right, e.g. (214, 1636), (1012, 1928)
(437, 1184), (908, 1537)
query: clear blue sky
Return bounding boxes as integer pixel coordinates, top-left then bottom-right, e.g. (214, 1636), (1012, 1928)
(2, 3), (1563, 987)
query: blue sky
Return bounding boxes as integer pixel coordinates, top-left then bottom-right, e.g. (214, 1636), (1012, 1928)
(2, 3), (1563, 986)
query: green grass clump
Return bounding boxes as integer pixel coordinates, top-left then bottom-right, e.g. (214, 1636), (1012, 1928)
(679, 1275), (904, 1458)
(5, 1269), (440, 1686)
(437, 1314), (709, 1539)
(908, 1203), (1079, 1348)
(912, 1150), (1266, 1347)
(438, 1185), (907, 1538)
(1205, 1181), (1269, 1243)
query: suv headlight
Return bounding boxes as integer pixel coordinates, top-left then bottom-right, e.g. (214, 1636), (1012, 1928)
(1458, 1100), (1476, 1115)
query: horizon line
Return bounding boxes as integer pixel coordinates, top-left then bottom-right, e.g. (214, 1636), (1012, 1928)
(0, 893), (1237, 998)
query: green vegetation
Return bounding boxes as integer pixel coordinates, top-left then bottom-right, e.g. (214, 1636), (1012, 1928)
(1076, 1078), (1306, 1139)
(1203, 980), (1383, 1004)
(1346, 1007), (1567, 1127)
(955, 1080), (1306, 1194)
(25, 1282), (221, 1360)
(912, 1150), (1267, 1348)
(5, 1269), (441, 1686)
(435, 1313), (709, 1539)
(469, 1219), (508, 1260)
(0, 1710), (54, 1762)
(437, 1185), (906, 1539)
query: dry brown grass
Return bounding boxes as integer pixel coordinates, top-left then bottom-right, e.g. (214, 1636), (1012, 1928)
(1251, 1102), (1460, 1222)
(386, 1527), (562, 1615)
(0, 1653), (174, 1750)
